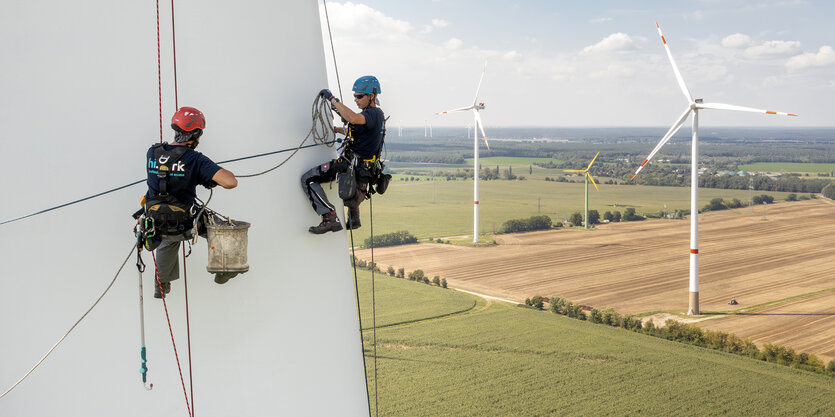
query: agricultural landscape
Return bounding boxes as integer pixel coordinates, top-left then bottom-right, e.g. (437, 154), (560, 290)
(343, 128), (835, 413)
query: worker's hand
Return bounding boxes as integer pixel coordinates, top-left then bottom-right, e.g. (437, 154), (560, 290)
(320, 89), (338, 103)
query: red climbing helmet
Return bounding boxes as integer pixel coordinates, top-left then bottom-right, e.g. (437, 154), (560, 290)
(171, 107), (206, 132)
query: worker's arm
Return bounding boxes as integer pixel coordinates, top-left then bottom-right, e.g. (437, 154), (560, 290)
(212, 168), (238, 189)
(331, 100), (366, 125)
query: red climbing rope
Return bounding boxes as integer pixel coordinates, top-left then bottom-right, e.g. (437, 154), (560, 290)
(155, 0), (163, 142)
(170, 0), (179, 109)
(151, 251), (193, 417)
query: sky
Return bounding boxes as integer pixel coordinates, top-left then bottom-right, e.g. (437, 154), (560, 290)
(319, 0), (835, 128)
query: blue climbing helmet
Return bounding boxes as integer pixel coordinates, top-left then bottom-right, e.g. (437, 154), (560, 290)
(352, 75), (381, 95)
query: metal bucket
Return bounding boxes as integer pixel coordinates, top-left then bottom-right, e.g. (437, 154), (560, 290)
(206, 220), (251, 274)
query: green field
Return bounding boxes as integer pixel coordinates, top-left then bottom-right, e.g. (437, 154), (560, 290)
(353, 270), (835, 416)
(739, 162), (835, 174)
(349, 177), (800, 243)
(463, 156), (563, 166)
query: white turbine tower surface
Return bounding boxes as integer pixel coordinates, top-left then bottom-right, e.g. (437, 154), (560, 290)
(0, 1), (369, 416)
(632, 22), (797, 315)
(435, 60), (490, 243)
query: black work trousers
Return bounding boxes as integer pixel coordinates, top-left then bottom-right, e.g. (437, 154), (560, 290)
(300, 156), (365, 216)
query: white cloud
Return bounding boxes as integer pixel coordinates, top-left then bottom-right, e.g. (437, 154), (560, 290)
(589, 17), (612, 23)
(690, 10), (705, 21)
(503, 50), (520, 60)
(325, 2), (412, 40)
(786, 45), (835, 71)
(431, 18), (448, 28)
(444, 38), (463, 50)
(743, 40), (801, 59)
(722, 33), (752, 48)
(581, 33), (634, 54)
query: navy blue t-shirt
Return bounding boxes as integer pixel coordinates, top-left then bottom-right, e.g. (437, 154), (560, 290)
(145, 143), (222, 205)
(348, 107), (384, 159)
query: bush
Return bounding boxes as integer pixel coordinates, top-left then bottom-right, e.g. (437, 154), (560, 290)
(525, 295), (544, 310)
(356, 259), (367, 268)
(396, 267), (405, 278)
(365, 230), (418, 248)
(387, 266), (395, 276)
(408, 269), (425, 282)
(569, 212), (584, 227)
(500, 215), (553, 233)
(752, 194), (774, 205)
(588, 210), (600, 225)
(622, 208), (645, 221)
(786, 193), (797, 201)
(828, 359), (835, 374)
(603, 211), (613, 222)
(441, 278), (448, 288)
(822, 182), (835, 199)
(432, 276), (441, 286)
(612, 211), (621, 222)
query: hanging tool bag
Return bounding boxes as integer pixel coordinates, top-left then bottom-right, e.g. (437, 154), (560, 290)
(337, 157), (358, 201)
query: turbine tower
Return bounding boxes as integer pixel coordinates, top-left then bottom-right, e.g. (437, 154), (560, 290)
(564, 152), (600, 230)
(435, 60), (490, 243)
(632, 22), (797, 315)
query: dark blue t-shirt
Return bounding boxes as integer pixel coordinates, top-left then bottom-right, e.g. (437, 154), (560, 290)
(348, 107), (384, 159)
(145, 143), (222, 205)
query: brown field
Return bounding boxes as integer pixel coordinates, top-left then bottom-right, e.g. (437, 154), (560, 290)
(355, 199), (835, 362)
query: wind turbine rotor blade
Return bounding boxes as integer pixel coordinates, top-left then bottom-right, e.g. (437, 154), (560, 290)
(587, 172), (600, 192)
(435, 105), (473, 115)
(586, 152), (600, 171)
(473, 109), (490, 150)
(472, 59), (488, 106)
(656, 21), (693, 103)
(699, 102), (798, 117)
(631, 106), (692, 180)
(563, 169), (585, 173)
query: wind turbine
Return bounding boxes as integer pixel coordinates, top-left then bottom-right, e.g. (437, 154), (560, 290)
(435, 59), (490, 243)
(564, 152), (600, 230)
(632, 22), (797, 315)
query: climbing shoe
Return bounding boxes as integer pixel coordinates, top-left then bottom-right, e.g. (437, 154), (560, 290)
(309, 212), (343, 234)
(347, 209), (361, 230)
(214, 272), (239, 284)
(154, 281), (171, 299)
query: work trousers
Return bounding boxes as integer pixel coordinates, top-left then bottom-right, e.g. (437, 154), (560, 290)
(154, 239), (185, 284)
(300, 156), (366, 216)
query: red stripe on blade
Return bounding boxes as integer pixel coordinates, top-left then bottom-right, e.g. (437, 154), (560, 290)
(690, 249), (699, 254)
(766, 111), (776, 115)
(640, 159), (649, 167)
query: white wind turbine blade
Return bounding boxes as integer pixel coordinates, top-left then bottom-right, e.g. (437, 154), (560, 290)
(435, 105), (474, 116)
(472, 109), (490, 150)
(631, 106), (692, 180)
(656, 22), (693, 103)
(698, 102), (798, 117)
(471, 59), (488, 106)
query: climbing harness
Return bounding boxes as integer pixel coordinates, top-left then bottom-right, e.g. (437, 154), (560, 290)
(0, 243), (137, 400)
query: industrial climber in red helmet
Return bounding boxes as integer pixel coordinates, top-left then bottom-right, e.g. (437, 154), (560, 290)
(141, 107), (238, 298)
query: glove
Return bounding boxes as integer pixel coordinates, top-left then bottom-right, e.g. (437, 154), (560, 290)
(320, 89), (337, 102)
(204, 180), (218, 189)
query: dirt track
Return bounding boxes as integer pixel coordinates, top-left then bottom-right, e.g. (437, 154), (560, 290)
(356, 199), (835, 361)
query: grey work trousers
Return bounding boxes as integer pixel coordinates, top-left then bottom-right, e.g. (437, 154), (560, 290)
(153, 239), (185, 284)
(300, 157), (365, 216)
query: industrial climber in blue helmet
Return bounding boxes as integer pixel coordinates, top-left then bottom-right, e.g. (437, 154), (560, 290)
(301, 75), (387, 234)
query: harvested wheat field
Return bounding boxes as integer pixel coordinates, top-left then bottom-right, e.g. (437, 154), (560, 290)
(355, 198), (835, 361)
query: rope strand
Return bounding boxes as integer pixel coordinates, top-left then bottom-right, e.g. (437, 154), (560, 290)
(348, 225), (373, 417)
(322, 0), (344, 101)
(0, 244), (136, 400)
(151, 252), (193, 417)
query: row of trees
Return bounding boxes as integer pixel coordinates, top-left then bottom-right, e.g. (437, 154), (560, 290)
(568, 208), (645, 227)
(500, 215), (553, 233)
(525, 295), (835, 377)
(364, 230), (418, 248)
(351, 257), (449, 288)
